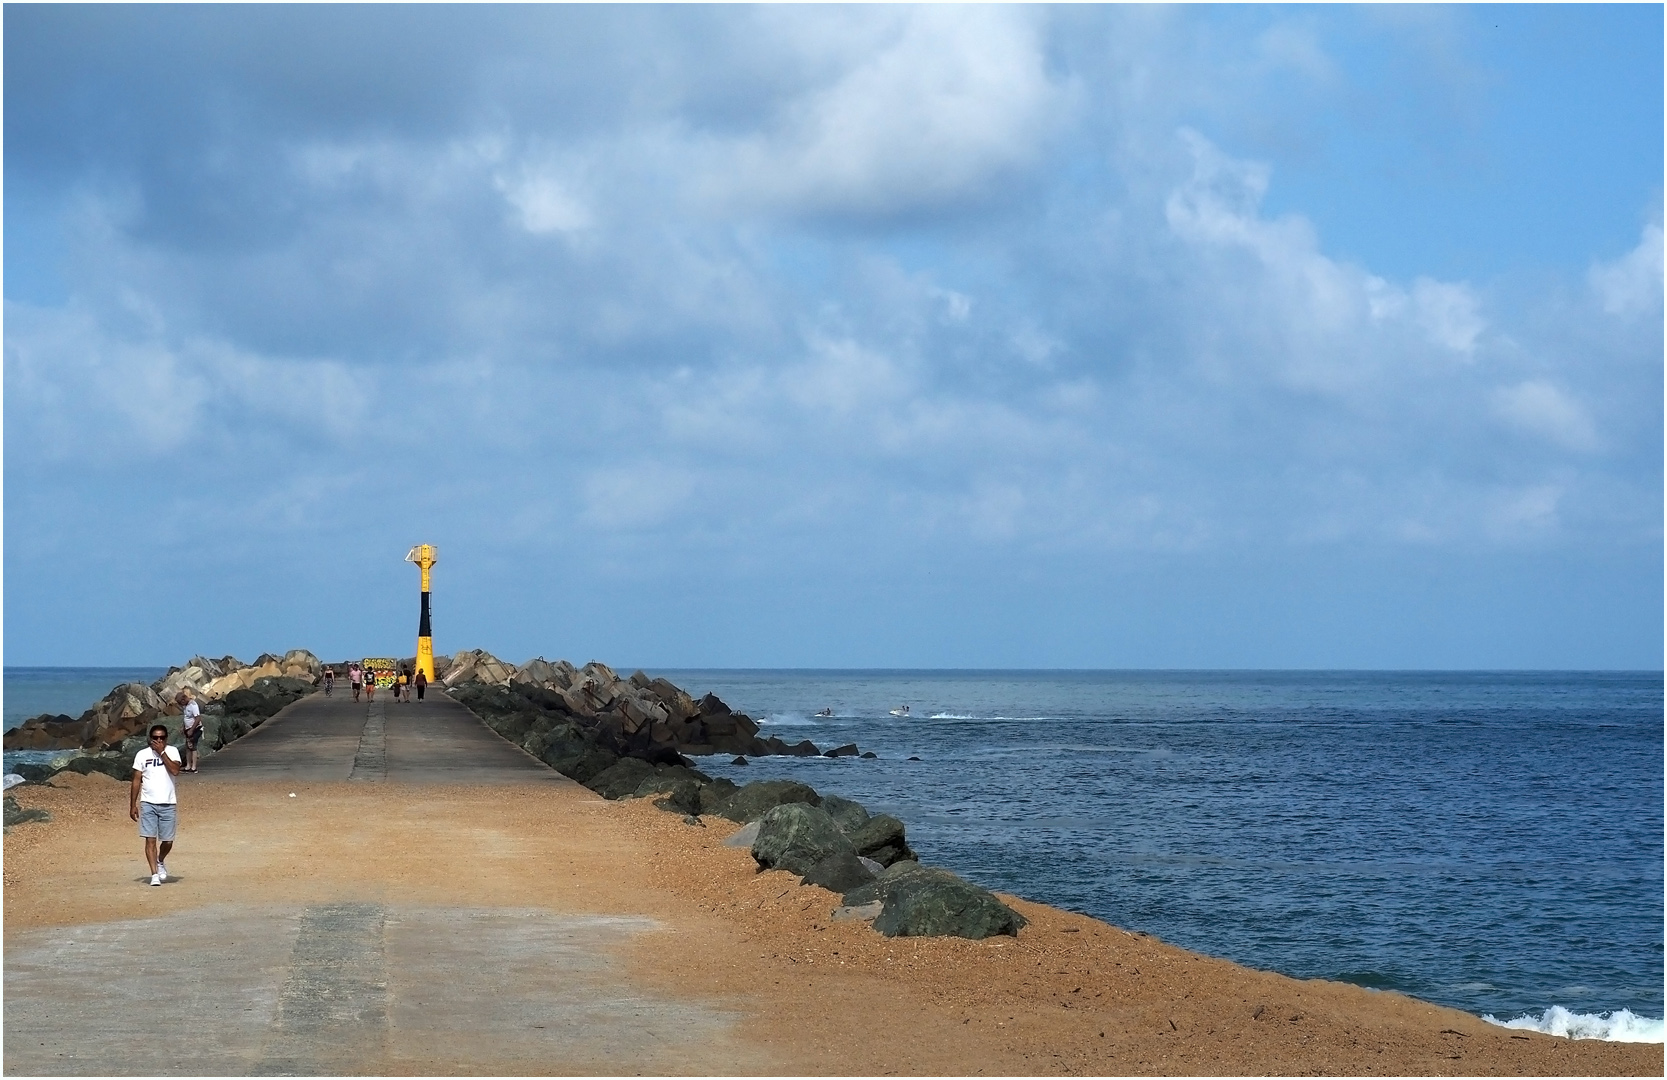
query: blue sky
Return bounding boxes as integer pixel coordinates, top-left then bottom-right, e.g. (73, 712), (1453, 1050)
(4, 5), (1661, 669)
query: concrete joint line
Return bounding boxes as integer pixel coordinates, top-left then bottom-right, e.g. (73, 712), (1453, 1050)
(254, 902), (390, 1075)
(349, 702), (387, 781)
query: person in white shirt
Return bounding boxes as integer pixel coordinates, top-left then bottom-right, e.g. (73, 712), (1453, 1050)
(130, 724), (182, 886)
(178, 689), (203, 773)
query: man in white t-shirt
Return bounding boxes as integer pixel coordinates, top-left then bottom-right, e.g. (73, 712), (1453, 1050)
(178, 689), (203, 773)
(130, 724), (182, 886)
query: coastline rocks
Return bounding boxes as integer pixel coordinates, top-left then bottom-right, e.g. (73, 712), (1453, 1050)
(4, 649), (324, 768)
(846, 813), (917, 868)
(819, 794), (871, 833)
(56, 754), (135, 782)
(4, 794), (51, 830)
(2, 714), (87, 752)
(221, 677), (313, 720)
(800, 851), (877, 892)
(750, 803), (856, 876)
(584, 758), (660, 800)
(446, 662), (816, 764)
(442, 649), (517, 688)
(716, 780), (821, 824)
(697, 778), (740, 815)
(846, 862), (1028, 940)
(722, 820), (762, 848)
(650, 780), (704, 817)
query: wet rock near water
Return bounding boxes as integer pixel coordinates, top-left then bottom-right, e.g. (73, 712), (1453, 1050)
(750, 803), (855, 876)
(439, 651), (874, 764)
(842, 861), (1027, 940)
(583, 751), (1001, 941)
(715, 780), (821, 823)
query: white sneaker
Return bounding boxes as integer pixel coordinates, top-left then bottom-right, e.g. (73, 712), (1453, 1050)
(156, 863), (168, 881)
(149, 873), (162, 886)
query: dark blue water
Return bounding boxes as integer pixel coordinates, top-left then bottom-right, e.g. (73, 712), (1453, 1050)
(656, 669), (1663, 1031)
(4, 667), (167, 731)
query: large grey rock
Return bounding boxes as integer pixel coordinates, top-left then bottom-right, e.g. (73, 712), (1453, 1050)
(751, 803), (855, 876)
(279, 649), (323, 680)
(524, 722), (616, 783)
(513, 658), (561, 687)
(831, 900), (883, 922)
(58, 754), (134, 782)
(222, 676), (312, 719)
(716, 779), (821, 823)
(800, 850), (876, 892)
(650, 781), (703, 817)
(820, 794), (871, 834)
(696, 778), (740, 816)
(722, 820), (761, 848)
(846, 813), (916, 866)
(584, 757), (657, 800)
(860, 864), (1027, 940)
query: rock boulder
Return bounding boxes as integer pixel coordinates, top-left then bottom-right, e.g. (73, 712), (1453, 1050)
(716, 780), (821, 823)
(751, 803), (856, 877)
(850, 863), (1027, 940)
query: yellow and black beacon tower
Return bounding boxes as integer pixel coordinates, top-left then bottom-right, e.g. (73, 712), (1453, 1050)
(405, 544), (438, 682)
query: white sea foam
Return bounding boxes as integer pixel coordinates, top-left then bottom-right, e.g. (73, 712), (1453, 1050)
(758, 712), (815, 727)
(1482, 1006), (1664, 1043)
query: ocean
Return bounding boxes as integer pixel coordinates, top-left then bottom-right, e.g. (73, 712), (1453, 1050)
(7, 666), (1661, 1041)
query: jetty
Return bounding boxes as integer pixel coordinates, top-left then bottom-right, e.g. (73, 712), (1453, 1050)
(5, 671), (1661, 1075)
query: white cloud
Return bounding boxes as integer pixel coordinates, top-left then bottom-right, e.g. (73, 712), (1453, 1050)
(3, 298), (371, 465)
(1164, 130), (1486, 394)
(496, 170), (592, 235)
(1589, 221), (1663, 316)
(1409, 277), (1484, 355)
(711, 6), (1066, 216)
(1491, 380), (1599, 453)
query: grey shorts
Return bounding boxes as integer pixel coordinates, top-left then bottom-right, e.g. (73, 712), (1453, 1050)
(138, 802), (176, 841)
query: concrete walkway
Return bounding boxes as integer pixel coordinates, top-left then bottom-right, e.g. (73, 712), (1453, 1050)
(3, 690), (761, 1076)
(197, 687), (572, 785)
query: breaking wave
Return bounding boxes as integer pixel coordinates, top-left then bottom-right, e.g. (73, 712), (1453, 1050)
(1482, 1006), (1664, 1043)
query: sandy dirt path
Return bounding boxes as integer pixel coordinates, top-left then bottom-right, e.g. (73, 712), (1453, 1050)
(4, 771), (1658, 1076)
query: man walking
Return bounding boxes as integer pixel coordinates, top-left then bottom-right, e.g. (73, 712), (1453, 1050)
(130, 723), (182, 886)
(349, 662), (362, 702)
(178, 689), (203, 773)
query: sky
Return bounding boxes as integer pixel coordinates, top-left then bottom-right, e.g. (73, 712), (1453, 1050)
(4, 4), (1662, 670)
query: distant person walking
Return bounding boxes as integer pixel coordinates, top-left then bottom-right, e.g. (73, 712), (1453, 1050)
(366, 671), (376, 703)
(350, 663), (362, 702)
(398, 670), (409, 703)
(130, 724), (182, 886)
(177, 689), (203, 773)
(323, 666), (335, 696)
(414, 668), (427, 702)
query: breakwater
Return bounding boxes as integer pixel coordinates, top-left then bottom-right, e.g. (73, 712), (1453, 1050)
(4, 648), (1023, 941)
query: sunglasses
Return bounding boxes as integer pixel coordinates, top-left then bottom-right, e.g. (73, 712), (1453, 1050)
(149, 734), (168, 741)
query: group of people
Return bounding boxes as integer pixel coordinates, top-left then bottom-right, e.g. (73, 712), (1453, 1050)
(335, 662), (427, 703)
